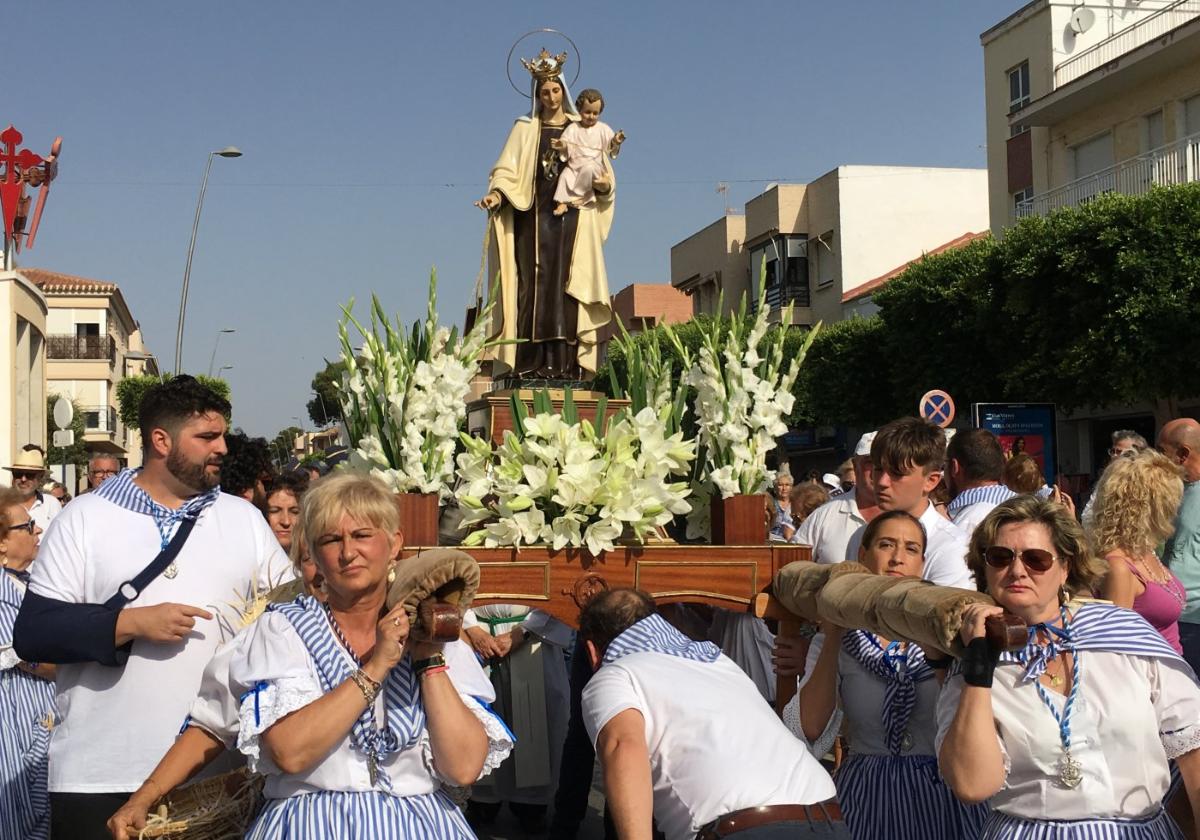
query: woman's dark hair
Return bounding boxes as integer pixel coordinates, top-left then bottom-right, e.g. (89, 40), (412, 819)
(138, 375), (231, 442)
(860, 509), (927, 554)
(265, 471), (309, 503)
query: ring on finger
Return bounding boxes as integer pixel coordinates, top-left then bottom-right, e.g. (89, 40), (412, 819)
(393, 616), (402, 626)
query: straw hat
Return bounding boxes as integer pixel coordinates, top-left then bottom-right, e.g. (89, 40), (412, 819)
(5, 449), (48, 473)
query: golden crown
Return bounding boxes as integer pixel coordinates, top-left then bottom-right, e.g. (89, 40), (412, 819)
(521, 48), (569, 82)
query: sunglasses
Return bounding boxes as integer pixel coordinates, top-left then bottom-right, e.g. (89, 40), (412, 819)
(8, 519), (36, 535)
(983, 546), (1057, 573)
(11, 471), (41, 480)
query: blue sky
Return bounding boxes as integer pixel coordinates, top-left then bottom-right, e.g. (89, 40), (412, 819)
(12, 1), (1011, 438)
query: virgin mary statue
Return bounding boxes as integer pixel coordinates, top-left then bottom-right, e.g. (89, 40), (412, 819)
(475, 49), (614, 380)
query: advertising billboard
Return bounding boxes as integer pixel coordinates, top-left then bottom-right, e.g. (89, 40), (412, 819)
(972, 403), (1058, 486)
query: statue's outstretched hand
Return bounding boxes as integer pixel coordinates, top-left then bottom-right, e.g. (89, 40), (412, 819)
(475, 191), (501, 211)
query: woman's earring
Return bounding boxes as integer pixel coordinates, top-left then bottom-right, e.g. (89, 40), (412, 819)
(387, 565), (397, 585)
(1059, 585), (1070, 605)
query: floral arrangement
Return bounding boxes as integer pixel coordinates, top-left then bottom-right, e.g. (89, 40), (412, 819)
(455, 390), (696, 555)
(683, 276), (820, 535)
(337, 271), (494, 499)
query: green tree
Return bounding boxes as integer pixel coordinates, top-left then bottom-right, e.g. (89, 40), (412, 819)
(270, 426), (303, 465)
(995, 185), (1200, 420)
(307, 360), (345, 427)
(872, 234), (1006, 413)
(115, 374), (232, 427)
(46, 395), (87, 473)
(791, 316), (896, 428)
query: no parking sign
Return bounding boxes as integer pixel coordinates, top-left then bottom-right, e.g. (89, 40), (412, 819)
(919, 390), (956, 428)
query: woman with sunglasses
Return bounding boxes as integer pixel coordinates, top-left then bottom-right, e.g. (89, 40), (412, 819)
(1092, 450), (1186, 655)
(937, 496), (1200, 838)
(782, 510), (989, 839)
(0, 486), (56, 839)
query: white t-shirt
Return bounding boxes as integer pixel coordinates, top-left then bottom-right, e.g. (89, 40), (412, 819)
(29, 492), (293, 792)
(846, 501), (973, 589)
(790, 488), (865, 564)
(936, 651), (1200, 820)
(28, 491), (61, 532)
(582, 652), (836, 840)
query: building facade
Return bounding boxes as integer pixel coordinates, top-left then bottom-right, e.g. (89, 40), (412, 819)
(597, 283), (692, 359)
(983, 0), (1200, 231)
(22, 268), (158, 475)
(0, 270), (48, 473)
(671, 166), (988, 326)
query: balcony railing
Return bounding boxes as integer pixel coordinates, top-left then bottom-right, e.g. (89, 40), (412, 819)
(1054, 0), (1200, 89)
(47, 334), (116, 363)
(1016, 131), (1200, 218)
(81, 405), (119, 435)
(763, 281), (811, 310)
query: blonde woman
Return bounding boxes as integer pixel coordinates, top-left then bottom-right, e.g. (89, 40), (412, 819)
(1094, 450), (1186, 654)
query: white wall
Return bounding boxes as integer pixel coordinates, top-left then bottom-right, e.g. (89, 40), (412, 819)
(46, 306), (107, 335)
(837, 166), (989, 299)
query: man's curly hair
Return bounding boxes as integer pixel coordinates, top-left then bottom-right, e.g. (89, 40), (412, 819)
(221, 432), (273, 499)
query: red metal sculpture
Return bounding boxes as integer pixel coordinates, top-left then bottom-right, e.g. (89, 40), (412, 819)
(0, 125), (62, 262)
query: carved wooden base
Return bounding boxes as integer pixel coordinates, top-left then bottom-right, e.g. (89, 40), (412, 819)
(400, 542), (811, 628)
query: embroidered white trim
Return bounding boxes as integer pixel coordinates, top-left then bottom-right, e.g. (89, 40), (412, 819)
(235, 677), (323, 771)
(422, 694), (514, 784)
(1162, 724), (1200, 760)
(780, 693), (841, 760)
(0, 646), (21, 671)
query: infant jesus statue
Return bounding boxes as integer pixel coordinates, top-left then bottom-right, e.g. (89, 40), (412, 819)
(551, 88), (626, 216)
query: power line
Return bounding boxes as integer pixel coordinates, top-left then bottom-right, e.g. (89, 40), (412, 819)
(58, 177), (806, 190)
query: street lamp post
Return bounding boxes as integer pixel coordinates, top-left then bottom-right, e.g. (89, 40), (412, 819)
(207, 328), (236, 377)
(174, 146), (243, 375)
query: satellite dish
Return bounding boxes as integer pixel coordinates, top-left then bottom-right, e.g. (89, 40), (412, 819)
(1069, 7), (1095, 34)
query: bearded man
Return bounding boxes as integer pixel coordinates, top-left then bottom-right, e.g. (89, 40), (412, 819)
(14, 375), (292, 839)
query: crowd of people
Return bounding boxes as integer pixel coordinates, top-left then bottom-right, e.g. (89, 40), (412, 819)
(1, 374), (1199, 840)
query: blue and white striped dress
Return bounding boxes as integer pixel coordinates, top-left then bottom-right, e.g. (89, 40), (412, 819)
(0, 569), (56, 840)
(937, 603), (1200, 840)
(791, 631), (989, 839)
(230, 597), (512, 840)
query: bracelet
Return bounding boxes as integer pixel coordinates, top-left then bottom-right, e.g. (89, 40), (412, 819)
(412, 653), (447, 675)
(349, 668), (380, 705)
(417, 664), (449, 679)
(924, 655), (953, 670)
(959, 637), (999, 688)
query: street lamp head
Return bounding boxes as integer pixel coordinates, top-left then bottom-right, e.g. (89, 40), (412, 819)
(215, 146), (243, 158)
(220, 328), (236, 334)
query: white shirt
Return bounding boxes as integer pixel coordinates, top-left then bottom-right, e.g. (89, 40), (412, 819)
(27, 491), (61, 532)
(227, 612), (508, 800)
(936, 652), (1200, 821)
(582, 652), (836, 840)
(790, 488), (865, 564)
(847, 502), (974, 589)
(951, 502), (997, 540)
(29, 492), (293, 792)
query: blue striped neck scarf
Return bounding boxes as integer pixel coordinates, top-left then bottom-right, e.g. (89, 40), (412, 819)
(843, 630), (933, 755)
(95, 468), (221, 548)
(999, 602), (1185, 684)
(603, 613), (721, 665)
(947, 484), (1016, 516)
(270, 596), (423, 791)
(3, 566), (31, 585)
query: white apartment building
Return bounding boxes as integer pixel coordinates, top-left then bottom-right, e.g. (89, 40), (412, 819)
(671, 166), (988, 327)
(0, 270), (48, 472)
(983, 0), (1200, 231)
(22, 268), (157, 475)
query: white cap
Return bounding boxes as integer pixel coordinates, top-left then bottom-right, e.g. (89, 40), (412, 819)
(854, 431), (877, 457)
(821, 473), (841, 490)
